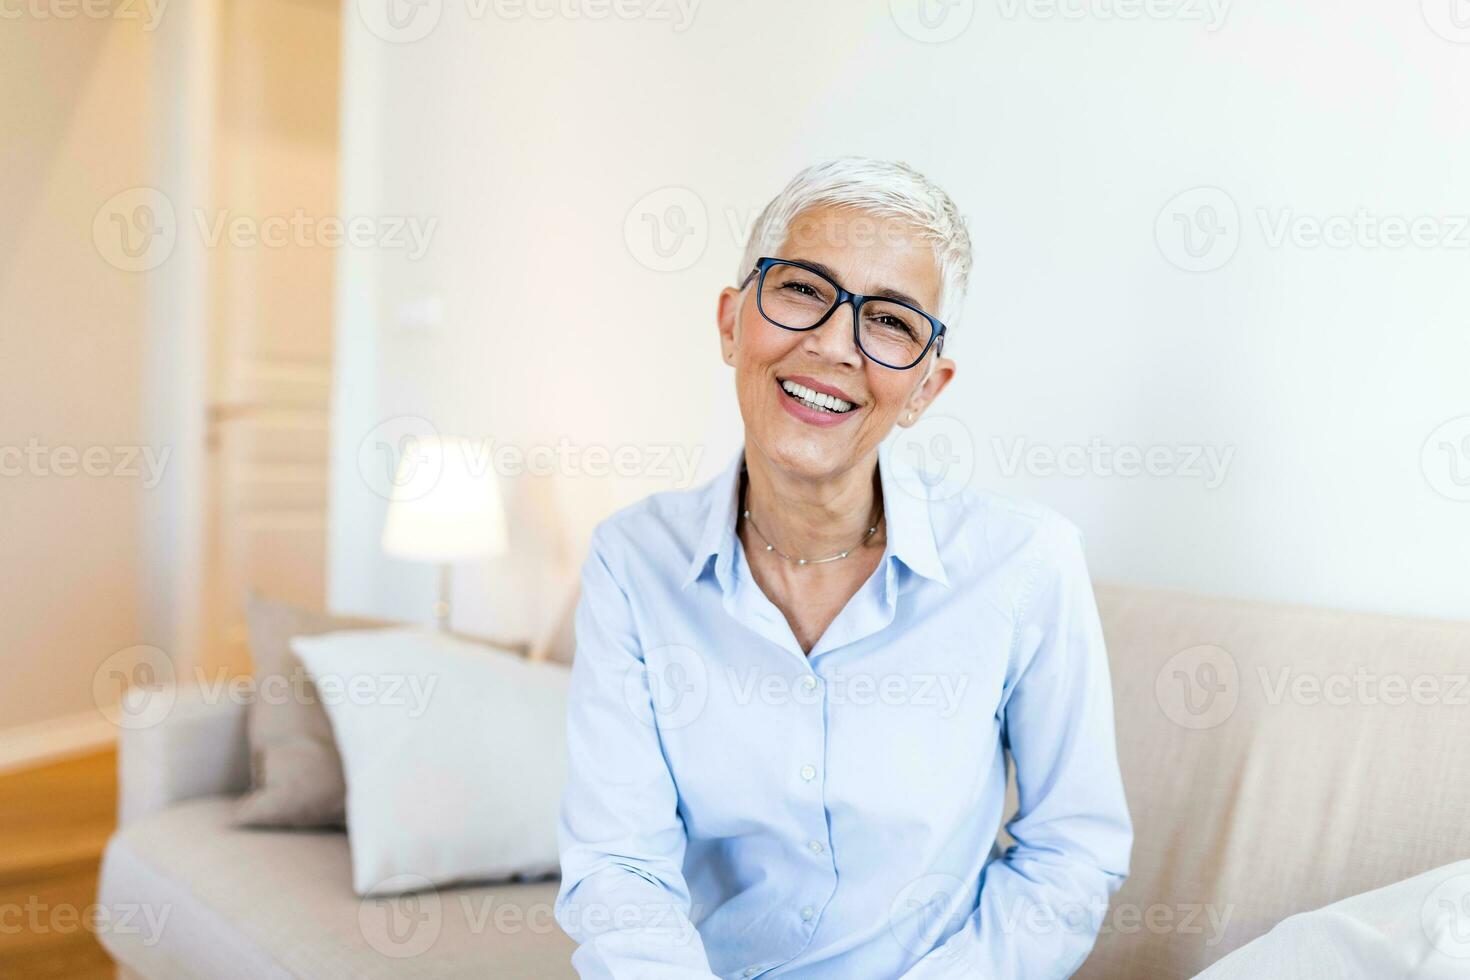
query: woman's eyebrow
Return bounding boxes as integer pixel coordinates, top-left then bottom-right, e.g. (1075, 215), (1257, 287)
(793, 258), (928, 311)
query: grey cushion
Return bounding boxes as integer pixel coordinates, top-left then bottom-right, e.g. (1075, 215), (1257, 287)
(98, 797), (576, 979)
(234, 595), (388, 828)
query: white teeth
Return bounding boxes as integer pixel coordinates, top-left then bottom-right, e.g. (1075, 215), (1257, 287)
(780, 380), (854, 413)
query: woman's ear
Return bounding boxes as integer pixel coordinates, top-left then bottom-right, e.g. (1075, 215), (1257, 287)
(716, 286), (742, 364)
(903, 352), (956, 424)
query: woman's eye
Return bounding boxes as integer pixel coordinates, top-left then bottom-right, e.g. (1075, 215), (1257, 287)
(780, 281), (819, 297)
(872, 314), (916, 337)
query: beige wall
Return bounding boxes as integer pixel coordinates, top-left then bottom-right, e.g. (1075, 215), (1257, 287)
(0, 14), (153, 732)
(0, 0), (341, 755)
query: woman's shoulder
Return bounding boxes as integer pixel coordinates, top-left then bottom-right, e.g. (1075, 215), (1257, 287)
(583, 480), (716, 572)
(932, 484), (1088, 578)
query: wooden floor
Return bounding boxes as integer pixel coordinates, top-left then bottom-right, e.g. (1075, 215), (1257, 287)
(0, 750), (117, 979)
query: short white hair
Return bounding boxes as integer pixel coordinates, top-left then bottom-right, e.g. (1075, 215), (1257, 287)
(737, 157), (973, 327)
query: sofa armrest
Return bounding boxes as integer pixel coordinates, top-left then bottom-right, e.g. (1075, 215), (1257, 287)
(117, 684), (251, 827)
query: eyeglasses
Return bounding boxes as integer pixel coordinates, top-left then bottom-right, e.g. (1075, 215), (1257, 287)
(739, 256), (946, 371)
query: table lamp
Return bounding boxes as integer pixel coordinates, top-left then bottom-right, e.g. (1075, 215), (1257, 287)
(380, 434), (507, 630)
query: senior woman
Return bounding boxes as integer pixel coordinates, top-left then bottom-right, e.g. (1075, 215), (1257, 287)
(554, 158), (1131, 979)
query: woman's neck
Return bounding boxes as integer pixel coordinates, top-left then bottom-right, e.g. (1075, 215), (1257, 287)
(740, 443), (883, 562)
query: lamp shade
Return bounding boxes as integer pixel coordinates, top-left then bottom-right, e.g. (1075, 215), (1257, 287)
(380, 434), (508, 563)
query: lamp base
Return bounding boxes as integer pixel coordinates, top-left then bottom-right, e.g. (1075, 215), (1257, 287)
(435, 564), (452, 631)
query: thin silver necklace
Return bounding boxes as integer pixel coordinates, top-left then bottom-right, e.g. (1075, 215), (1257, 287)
(740, 473), (881, 566)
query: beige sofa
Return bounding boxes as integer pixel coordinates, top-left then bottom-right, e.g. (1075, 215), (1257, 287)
(97, 583), (1470, 978)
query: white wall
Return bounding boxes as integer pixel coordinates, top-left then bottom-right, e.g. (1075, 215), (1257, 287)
(330, 0), (1470, 632)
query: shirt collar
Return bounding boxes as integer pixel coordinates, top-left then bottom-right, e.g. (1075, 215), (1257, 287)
(681, 447), (745, 590)
(877, 443), (950, 587)
(681, 445), (949, 590)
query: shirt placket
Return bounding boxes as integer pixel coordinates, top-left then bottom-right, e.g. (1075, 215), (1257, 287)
(720, 546), (846, 977)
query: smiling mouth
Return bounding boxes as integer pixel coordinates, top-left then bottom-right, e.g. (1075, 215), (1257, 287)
(778, 378), (857, 415)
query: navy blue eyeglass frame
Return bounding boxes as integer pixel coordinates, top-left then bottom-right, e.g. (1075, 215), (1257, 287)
(739, 256), (947, 371)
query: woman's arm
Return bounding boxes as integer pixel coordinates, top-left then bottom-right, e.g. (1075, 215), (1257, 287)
(554, 527), (720, 979)
(905, 513), (1134, 979)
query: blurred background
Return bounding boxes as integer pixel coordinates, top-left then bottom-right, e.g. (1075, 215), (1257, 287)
(2, 0), (1468, 974)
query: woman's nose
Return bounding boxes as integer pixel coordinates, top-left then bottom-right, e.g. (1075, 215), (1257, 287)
(800, 301), (864, 368)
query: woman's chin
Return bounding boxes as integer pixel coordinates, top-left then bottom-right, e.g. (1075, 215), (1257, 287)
(757, 430), (868, 482)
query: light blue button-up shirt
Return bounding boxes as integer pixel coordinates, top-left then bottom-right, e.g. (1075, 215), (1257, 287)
(555, 445), (1131, 979)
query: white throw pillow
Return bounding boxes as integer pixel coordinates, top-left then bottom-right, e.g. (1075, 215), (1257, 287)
(1193, 859), (1470, 979)
(291, 627), (569, 897)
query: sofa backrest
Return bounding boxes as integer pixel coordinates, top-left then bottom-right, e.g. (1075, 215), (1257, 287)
(1077, 583), (1470, 978)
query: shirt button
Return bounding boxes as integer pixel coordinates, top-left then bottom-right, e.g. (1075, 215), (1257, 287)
(800, 905), (815, 921)
(743, 969), (758, 978)
(800, 764), (816, 781)
(800, 675), (817, 692)
(807, 839), (825, 854)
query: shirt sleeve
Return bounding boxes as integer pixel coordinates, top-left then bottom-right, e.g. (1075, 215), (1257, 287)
(903, 513), (1134, 980)
(553, 528), (721, 980)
